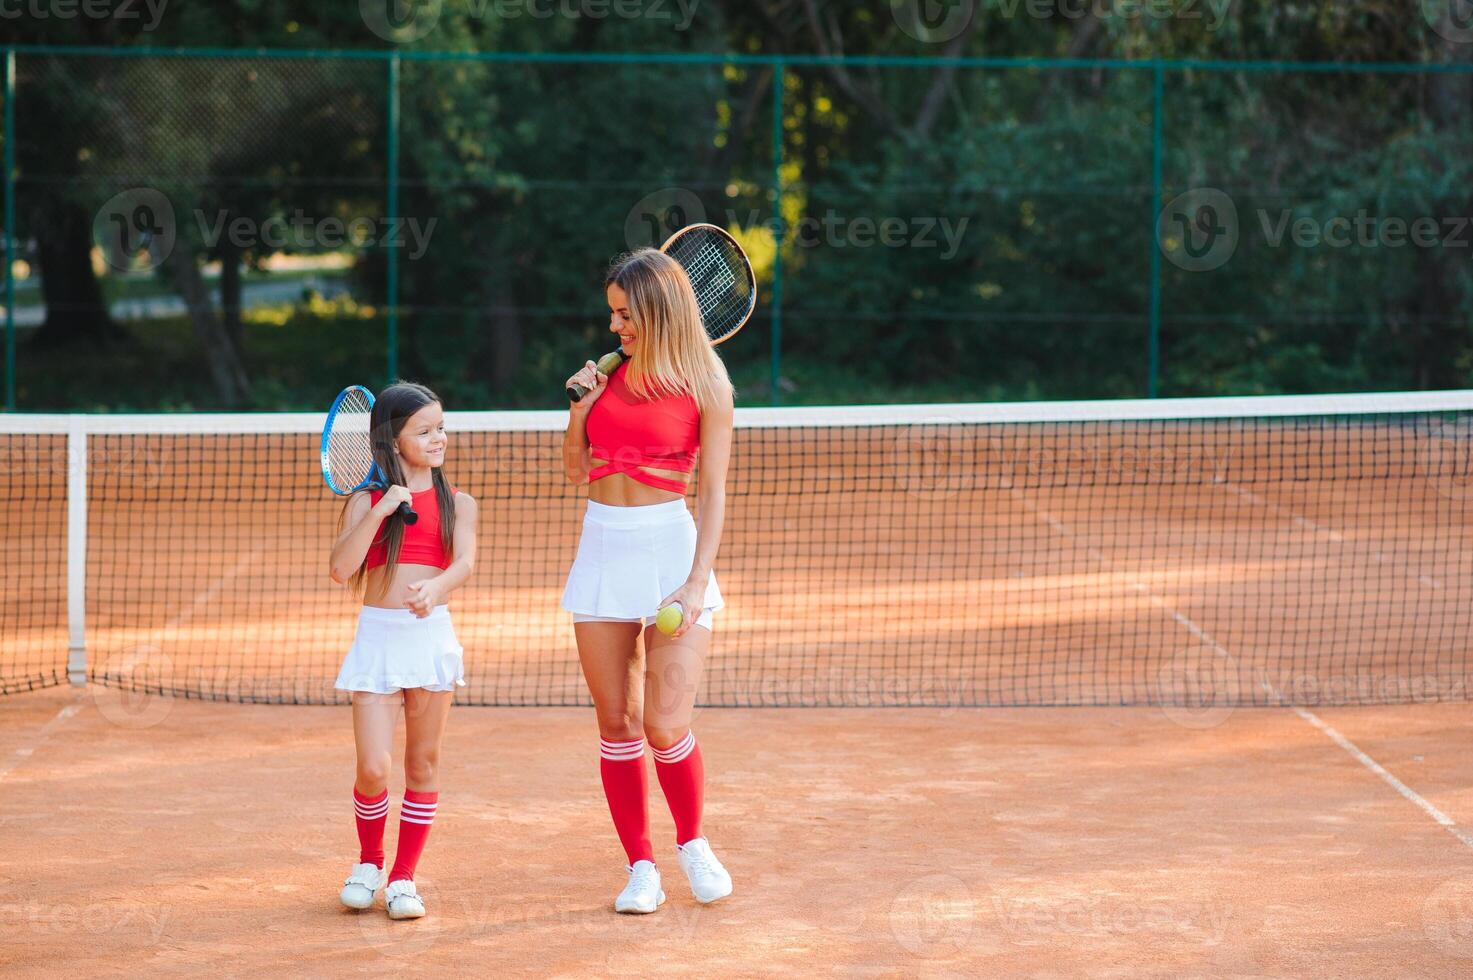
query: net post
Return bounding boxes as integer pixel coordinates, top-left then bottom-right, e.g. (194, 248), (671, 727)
(769, 59), (785, 407)
(1147, 58), (1164, 399)
(385, 51), (401, 386)
(66, 416), (87, 686)
(4, 47), (15, 412)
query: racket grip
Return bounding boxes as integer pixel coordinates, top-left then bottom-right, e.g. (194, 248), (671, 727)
(396, 501), (419, 525)
(567, 382), (589, 403)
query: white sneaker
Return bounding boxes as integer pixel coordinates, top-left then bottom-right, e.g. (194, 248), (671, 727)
(614, 860), (665, 914)
(339, 862), (383, 910)
(676, 838), (732, 904)
(385, 879), (426, 920)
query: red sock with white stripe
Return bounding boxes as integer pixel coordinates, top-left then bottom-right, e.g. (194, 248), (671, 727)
(353, 787), (389, 868)
(599, 737), (654, 865)
(388, 790), (438, 883)
(652, 731), (705, 846)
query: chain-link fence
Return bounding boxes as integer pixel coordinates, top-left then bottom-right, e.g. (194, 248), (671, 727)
(4, 48), (1473, 411)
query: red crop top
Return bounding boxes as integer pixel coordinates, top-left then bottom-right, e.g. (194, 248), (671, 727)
(364, 486), (457, 570)
(585, 360), (700, 493)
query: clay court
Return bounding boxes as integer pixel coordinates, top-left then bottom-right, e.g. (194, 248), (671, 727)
(5, 397), (1473, 974)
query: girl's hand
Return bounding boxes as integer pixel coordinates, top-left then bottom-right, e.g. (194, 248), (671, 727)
(656, 580), (708, 640)
(566, 360), (609, 411)
(405, 579), (443, 618)
(374, 485), (413, 516)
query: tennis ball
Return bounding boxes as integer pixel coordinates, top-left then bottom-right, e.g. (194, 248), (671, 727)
(655, 604), (684, 636)
(596, 351), (625, 375)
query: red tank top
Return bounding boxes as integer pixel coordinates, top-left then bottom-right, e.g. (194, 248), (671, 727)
(364, 486), (457, 570)
(585, 360), (700, 493)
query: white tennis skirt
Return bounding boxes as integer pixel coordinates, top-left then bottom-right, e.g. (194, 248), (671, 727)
(561, 499), (724, 622)
(334, 604), (467, 695)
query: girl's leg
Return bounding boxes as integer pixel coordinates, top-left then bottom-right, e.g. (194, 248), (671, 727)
(388, 688), (454, 884)
(351, 692), (401, 868)
(575, 621), (649, 865)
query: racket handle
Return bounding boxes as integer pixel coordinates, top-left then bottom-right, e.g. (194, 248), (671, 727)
(567, 382), (590, 403)
(396, 501), (419, 526)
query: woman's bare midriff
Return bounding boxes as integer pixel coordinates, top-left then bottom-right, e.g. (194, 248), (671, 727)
(362, 563), (449, 609)
(588, 458), (687, 506)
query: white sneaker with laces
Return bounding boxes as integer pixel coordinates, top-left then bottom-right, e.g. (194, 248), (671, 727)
(615, 859), (665, 914)
(339, 862), (384, 910)
(676, 838), (732, 904)
(385, 878), (426, 920)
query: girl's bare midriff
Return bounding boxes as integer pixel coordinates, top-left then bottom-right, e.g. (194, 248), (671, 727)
(363, 562), (452, 609)
(588, 460), (687, 506)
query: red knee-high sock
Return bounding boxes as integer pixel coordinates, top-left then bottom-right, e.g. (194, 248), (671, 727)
(652, 731), (705, 846)
(388, 789), (438, 883)
(600, 737), (654, 865)
(353, 787), (389, 868)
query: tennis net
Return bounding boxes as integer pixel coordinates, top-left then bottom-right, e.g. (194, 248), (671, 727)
(4, 391), (1473, 707)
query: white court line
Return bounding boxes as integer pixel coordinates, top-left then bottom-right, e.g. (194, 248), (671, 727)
(1009, 483), (1473, 853)
(0, 696), (86, 784)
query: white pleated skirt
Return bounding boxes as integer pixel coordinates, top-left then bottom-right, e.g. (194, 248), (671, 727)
(334, 604), (467, 694)
(560, 499), (724, 622)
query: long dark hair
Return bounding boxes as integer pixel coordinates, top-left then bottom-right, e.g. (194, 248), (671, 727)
(340, 381), (456, 599)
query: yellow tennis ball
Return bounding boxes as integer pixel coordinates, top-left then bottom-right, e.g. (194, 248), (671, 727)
(655, 604), (684, 636)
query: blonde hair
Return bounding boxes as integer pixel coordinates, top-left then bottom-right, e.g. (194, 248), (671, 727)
(605, 249), (733, 413)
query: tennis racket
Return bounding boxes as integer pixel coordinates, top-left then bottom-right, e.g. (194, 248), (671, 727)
(320, 385), (419, 525)
(567, 222), (757, 401)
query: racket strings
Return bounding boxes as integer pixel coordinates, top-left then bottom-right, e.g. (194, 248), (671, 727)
(666, 229), (755, 343)
(327, 389), (376, 491)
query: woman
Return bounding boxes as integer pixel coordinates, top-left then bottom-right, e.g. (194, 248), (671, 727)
(561, 249), (735, 914)
(328, 382), (478, 920)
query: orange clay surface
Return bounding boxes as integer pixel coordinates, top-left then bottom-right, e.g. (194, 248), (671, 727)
(4, 685), (1473, 976)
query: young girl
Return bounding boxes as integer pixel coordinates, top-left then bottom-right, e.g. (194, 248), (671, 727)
(561, 249), (736, 913)
(328, 382), (478, 920)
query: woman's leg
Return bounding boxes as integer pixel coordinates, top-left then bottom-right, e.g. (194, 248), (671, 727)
(351, 692), (401, 868)
(643, 623), (710, 846)
(388, 688), (454, 883)
(575, 620), (649, 864)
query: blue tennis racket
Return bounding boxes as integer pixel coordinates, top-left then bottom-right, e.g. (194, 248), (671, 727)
(320, 385), (419, 525)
